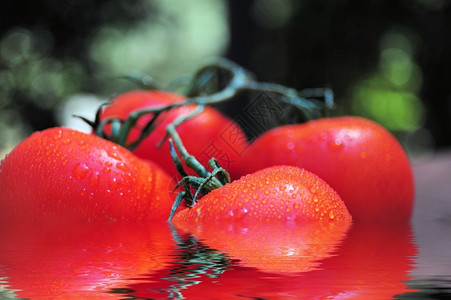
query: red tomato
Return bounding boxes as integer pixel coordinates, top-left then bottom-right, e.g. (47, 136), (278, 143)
(171, 165), (352, 225)
(239, 117), (414, 222)
(0, 221), (176, 299)
(0, 127), (176, 222)
(99, 90), (249, 180)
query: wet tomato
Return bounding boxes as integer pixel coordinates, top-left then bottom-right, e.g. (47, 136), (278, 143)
(171, 165), (352, 225)
(239, 117), (414, 222)
(0, 127), (176, 222)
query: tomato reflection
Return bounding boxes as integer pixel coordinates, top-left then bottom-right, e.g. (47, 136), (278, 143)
(0, 220), (417, 299)
(0, 221), (176, 299)
(116, 222), (417, 299)
(173, 220), (351, 274)
(295, 222), (419, 298)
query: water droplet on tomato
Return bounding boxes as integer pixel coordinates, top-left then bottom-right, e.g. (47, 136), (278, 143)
(107, 148), (120, 159)
(329, 211), (335, 219)
(110, 177), (118, 189)
(73, 163), (89, 179)
(53, 132), (62, 140)
(328, 138), (343, 151)
(89, 172), (100, 186)
(116, 162), (129, 171)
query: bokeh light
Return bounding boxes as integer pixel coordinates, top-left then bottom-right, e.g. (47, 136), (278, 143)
(350, 28), (424, 132)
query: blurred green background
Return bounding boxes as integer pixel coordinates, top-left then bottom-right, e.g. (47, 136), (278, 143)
(1, 0), (450, 159)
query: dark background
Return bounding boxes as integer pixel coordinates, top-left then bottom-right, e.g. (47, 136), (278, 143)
(1, 0), (450, 156)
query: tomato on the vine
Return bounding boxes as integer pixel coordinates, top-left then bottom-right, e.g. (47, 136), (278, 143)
(99, 90), (248, 180)
(171, 165), (352, 225)
(0, 127), (176, 222)
(239, 116), (414, 222)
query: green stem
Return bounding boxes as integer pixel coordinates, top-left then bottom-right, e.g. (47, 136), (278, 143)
(165, 105), (223, 189)
(94, 58), (331, 151)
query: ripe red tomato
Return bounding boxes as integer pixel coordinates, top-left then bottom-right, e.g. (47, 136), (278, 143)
(0, 221), (176, 299)
(171, 165), (352, 225)
(0, 127), (176, 222)
(239, 116), (415, 222)
(99, 90), (248, 180)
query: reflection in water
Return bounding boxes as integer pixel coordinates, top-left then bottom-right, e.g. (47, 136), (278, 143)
(0, 221), (176, 299)
(114, 222), (419, 299)
(0, 219), (433, 299)
(298, 222), (418, 299)
(172, 220), (351, 274)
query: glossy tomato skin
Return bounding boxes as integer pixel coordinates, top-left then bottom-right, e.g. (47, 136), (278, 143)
(0, 127), (176, 222)
(171, 165), (352, 225)
(99, 90), (248, 180)
(239, 117), (415, 222)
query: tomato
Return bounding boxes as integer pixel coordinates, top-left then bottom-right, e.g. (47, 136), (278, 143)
(0, 127), (176, 222)
(171, 165), (352, 225)
(99, 90), (249, 180)
(239, 117), (414, 222)
(0, 221), (176, 299)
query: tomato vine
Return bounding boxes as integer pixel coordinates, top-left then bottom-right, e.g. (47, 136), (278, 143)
(87, 58), (333, 151)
